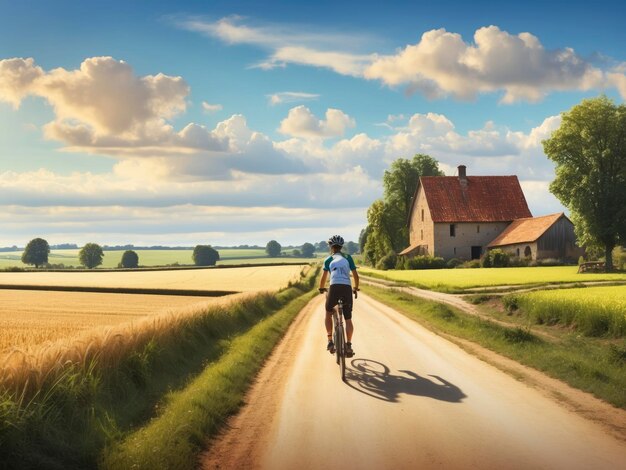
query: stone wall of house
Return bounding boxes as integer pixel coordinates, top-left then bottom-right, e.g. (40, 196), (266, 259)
(408, 187), (435, 256)
(434, 222), (510, 260)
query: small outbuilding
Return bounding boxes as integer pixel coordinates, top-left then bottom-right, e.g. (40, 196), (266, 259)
(487, 212), (584, 261)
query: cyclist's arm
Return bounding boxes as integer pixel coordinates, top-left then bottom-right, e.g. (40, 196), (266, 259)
(319, 270), (329, 290)
(352, 269), (359, 290)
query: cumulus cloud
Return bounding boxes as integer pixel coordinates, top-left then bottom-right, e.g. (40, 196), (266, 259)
(267, 91), (319, 106)
(0, 57), (312, 178)
(202, 101), (223, 113)
(278, 105), (355, 139)
(364, 26), (608, 102)
(186, 18), (626, 102)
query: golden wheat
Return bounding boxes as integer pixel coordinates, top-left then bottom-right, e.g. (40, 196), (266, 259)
(0, 291), (254, 395)
(0, 289), (243, 353)
(0, 264), (305, 292)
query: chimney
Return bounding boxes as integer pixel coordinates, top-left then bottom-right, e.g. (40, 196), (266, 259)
(458, 165), (468, 189)
(458, 165), (467, 179)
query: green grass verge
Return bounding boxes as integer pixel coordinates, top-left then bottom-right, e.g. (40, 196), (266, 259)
(364, 285), (626, 409)
(103, 288), (316, 470)
(0, 268), (318, 470)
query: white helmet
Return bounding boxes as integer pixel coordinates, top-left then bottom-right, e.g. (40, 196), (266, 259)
(327, 235), (345, 247)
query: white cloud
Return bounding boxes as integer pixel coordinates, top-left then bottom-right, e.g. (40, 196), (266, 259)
(0, 57), (313, 178)
(278, 105), (355, 139)
(364, 26), (608, 102)
(0, 57), (44, 108)
(185, 18), (626, 102)
(202, 101), (223, 113)
(267, 91), (319, 106)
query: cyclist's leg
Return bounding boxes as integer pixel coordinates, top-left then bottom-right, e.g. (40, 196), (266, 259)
(341, 285), (354, 345)
(325, 287), (338, 351)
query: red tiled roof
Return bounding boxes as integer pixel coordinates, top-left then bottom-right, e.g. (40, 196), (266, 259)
(488, 213), (565, 247)
(419, 176), (532, 223)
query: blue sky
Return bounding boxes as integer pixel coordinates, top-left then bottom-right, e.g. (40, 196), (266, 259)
(1, 0), (625, 246)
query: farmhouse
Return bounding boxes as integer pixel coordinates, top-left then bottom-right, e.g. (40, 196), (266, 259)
(399, 165), (583, 261)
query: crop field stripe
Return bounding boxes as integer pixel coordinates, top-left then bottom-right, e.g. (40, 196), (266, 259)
(0, 284), (238, 297)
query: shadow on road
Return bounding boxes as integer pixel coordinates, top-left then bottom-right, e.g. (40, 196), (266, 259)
(345, 358), (466, 403)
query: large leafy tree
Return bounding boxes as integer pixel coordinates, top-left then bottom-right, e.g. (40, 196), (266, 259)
(21, 238), (50, 268)
(79, 243), (104, 269)
(193, 245), (220, 266)
(364, 154), (443, 265)
(543, 96), (626, 270)
(383, 154), (444, 251)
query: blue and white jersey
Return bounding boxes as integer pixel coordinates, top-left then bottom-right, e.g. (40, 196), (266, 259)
(323, 253), (357, 286)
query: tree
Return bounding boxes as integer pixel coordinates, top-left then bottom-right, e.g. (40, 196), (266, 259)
(193, 245), (220, 266)
(292, 249), (301, 257)
(359, 227), (370, 254)
(363, 199), (394, 265)
(21, 238), (50, 268)
(316, 240), (327, 252)
(120, 250), (139, 268)
(79, 243), (104, 269)
(383, 154), (445, 252)
(266, 240), (282, 257)
(363, 154), (443, 266)
(345, 241), (359, 255)
(301, 242), (315, 258)
(543, 96), (626, 271)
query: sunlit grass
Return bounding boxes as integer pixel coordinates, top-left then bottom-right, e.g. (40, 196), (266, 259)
(360, 266), (626, 291)
(505, 285), (626, 337)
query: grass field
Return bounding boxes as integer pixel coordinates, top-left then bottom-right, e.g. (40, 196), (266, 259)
(0, 289), (242, 354)
(504, 285), (626, 337)
(0, 248), (318, 268)
(0, 264), (305, 292)
(360, 266), (626, 291)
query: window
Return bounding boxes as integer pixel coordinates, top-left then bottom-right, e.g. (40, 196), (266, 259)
(516, 248), (520, 257)
(524, 246), (532, 258)
(421, 209), (424, 222)
(450, 224), (456, 237)
(421, 230), (423, 240)
(477, 225), (480, 233)
(454, 247), (456, 255)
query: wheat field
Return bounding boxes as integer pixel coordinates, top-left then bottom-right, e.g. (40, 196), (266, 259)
(0, 264), (305, 292)
(0, 289), (244, 353)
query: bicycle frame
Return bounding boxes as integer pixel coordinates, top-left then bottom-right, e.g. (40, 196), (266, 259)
(333, 299), (347, 381)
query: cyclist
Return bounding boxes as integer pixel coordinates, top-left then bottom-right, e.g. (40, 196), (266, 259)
(318, 235), (359, 357)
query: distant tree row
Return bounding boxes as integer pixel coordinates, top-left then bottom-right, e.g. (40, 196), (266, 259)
(20, 239), (222, 269)
(19, 237), (361, 269)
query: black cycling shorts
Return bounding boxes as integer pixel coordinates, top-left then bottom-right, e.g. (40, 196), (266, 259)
(325, 284), (353, 319)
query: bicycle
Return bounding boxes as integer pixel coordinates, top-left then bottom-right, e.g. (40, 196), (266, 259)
(321, 288), (358, 382)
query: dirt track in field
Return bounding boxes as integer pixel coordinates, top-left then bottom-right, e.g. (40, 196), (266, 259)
(201, 294), (626, 470)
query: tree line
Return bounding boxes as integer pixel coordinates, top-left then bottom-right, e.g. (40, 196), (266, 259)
(17, 238), (359, 269)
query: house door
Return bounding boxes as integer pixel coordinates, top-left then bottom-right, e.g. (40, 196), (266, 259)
(471, 246), (482, 260)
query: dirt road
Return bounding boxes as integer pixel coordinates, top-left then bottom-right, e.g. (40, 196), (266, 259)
(202, 294), (626, 470)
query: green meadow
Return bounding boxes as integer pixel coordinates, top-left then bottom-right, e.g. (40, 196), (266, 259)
(0, 248), (317, 269)
(360, 265), (626, 292)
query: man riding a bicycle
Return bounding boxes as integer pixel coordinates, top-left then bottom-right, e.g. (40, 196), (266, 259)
(318, 235), (359, 357)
